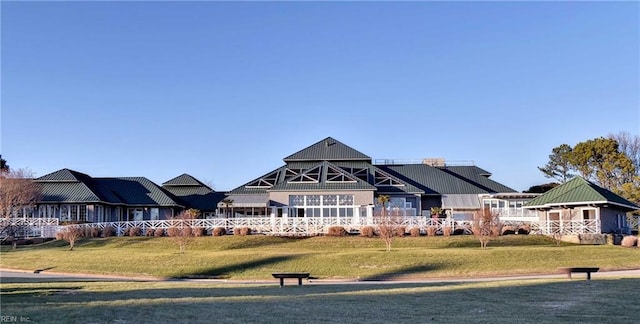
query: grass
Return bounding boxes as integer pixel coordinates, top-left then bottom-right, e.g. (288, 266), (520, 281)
(1, 235), (639, 279)
(1, 278), (640, 323)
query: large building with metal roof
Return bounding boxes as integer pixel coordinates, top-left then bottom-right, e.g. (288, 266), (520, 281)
(220, 136), (533, 221)
(33, 169), (224, 223)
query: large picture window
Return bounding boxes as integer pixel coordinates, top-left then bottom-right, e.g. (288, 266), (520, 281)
(288, 194), (355, 217)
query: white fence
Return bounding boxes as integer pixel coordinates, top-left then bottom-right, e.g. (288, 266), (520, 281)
(3, 216), (634, 238)
(0, 218), (59, 238)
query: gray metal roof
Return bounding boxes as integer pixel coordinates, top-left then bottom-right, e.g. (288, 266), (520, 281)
(35, 169), (182, 207)
(164, 186), (226, 211)
(37, 182), (103, 203)
(441, 166), (516, 193)
(163, 174), (209, 187)
(283, 137), (371, 162)
(379, 164), (490, 194)
(37, 168), (92, 182)
(94, 177), (180, 206)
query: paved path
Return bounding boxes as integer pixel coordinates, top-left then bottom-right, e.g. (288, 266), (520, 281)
(2, 268), (640, 284)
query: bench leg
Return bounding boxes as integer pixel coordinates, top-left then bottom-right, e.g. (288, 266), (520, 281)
(279, 278), (284, 287)
(298, 278), (303, 286)
(567, 272), (572, 279)
(586, 272), (591, 280)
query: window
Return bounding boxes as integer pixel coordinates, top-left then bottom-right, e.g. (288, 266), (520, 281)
(582, 209), (596, 220)
(288, 194), (355, 218)
(339, 195), (354, 206)
(307, 195), (321, 206)
(323, 195), (337, 206)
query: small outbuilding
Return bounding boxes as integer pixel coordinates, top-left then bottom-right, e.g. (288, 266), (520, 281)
(524, 176), (639, 235)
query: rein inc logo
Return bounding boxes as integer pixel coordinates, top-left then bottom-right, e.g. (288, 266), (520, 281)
(1, 316), (30, 323)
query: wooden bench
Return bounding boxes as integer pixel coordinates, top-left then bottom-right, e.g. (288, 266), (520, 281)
(272, 272), (310, 287)
(559, 267), (599, 280)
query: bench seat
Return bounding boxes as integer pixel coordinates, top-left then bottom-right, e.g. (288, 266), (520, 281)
(559, 267), (599, 280)
(272, 272), (310, 287)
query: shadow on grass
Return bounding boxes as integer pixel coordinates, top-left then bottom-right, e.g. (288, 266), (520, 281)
(360, 263), (446, 281)
(172, 255), (302, 279)
(0, 237), (158, 251)
(4, 278), (640, 324)
(1, 285), (82, 297)
(217, 236), (308, 251)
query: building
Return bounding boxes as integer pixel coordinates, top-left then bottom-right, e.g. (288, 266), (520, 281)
(219, 136), (531, 221)
(524, 176), (640, 235)
(33, 169), (224, 222)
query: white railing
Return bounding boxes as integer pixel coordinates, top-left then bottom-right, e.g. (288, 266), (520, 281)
(0, 218), (59, 238)
(5, 216), (612, 238)
(491, 208), (538, 220)
(532, 220), (601, 235)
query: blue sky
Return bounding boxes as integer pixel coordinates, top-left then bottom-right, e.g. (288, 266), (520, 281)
(1, 1), (638, 192)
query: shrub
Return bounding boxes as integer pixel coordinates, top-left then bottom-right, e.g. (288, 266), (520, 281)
(102, 226), (115, 237)
(58, 226), (84, 250)
(426, 226), (437, 237)
(55, 231), (65, 241)
(501, 226), (517, 235)
(327, 226), (347, 237)
(395, 226), (406, 237)
(167, 227), (179, 237)
(442, 226), (452, 237)
(360, 226), (375, 237)
(192, 227), (205, 237)
(240, 227), (252, 236)
(621, 235), (638, 248)
(145, 228), (155, 237)
(409, 227), (420, 237)
(212, 227), (226, 236)
(128, 227), (141, 237)
(154, 228), (165, 237)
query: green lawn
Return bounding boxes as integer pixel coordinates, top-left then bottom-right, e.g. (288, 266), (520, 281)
(1, 278), (639, 323)
(1, 235), (638, 279)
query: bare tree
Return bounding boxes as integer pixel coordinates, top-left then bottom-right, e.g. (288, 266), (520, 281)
(610, 131), (640, 174)
(375, 195), (399, 252)
(472, 207), (501, 249)
(168, 208), (199, 254)
(58, 226), (83, 251)
(0, 168), (41, 249)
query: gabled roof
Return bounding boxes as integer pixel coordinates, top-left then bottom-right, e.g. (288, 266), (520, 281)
(440, 166), (516, 193)
(270, 161), (377, 191)
(36, 169), (105, 203)
(379, 164), (490, 195)
(164, 186), (226, 211)
(162, 174), (224, 211)
(228, 165), (288, 195)
(283, 137), (371, 162)
(35, 169), (182, 207)
(524, 177), (639, 211)
(162, 173), (210, 187)
(37, 182), (103, 203)
(37, 168), (92, 182)
(93, 177), (181, 206)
